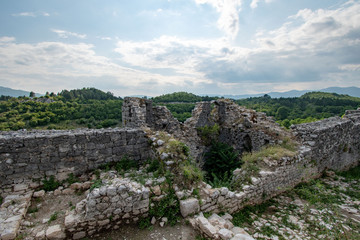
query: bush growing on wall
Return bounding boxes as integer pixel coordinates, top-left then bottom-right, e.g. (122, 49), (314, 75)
(204, 141), (242, 182)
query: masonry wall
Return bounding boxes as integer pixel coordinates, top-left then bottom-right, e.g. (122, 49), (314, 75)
(0, 128), (154, 193)
(293, 109), (360, 172)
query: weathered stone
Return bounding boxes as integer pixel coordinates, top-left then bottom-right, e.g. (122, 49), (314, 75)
(197, 216), (218, 238)
(151, 185), (161, 196)
(231, 234), (255, 240)
(33, 190), (45, 198)
(35, 230), (46, 239)
(219, 228), (234, 240)
(180, 198), (200, 217)
(46, 225), (66, 240)
(72, 231), (86, 240)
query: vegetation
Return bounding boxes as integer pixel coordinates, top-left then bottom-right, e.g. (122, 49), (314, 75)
(204, 141), (241, 182)
(1, 88), (358, 131)
(156, 103), (195, 122)
(0, 87), (122, 131)
(42, 176), (61, 192)
(152, 92), (217, 103)
(236, 92), (360, 128)
(197, 124), (220, 146)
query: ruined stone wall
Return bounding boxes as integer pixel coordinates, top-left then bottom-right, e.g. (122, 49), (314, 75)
(65, 177), (150, 238)
(0, 128), (154, 194)
(293, 109), (360, 172)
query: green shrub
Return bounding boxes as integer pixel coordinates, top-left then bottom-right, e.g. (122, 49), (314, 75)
(115, 156), (138, 172)
(208, 172), (233, 189)
(90, 179), (103, 191)
(48, 212), (58, 223)
(197, 124), (220, 145)
(204, 141), (241, 181)
(181, 160), (204, 184)
(42, 176), (61, 192)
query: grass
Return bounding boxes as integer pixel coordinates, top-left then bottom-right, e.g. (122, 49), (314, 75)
(42, 176), (61, 192)
(48, 211), (58, 223)
(232, 199), (277, 227)
(337, 164), (360, 180)
(27, 207), (39, 214)
(294, 179), (343, 205)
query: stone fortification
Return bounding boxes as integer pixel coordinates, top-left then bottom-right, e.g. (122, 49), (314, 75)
(293, 108), (360, 172)
(1, 98), (359, 240)
(65, 176), (151, 239)
(0, 128), (154, 194)
(123, 97), (286, 162)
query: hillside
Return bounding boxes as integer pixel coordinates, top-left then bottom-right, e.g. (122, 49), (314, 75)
(0, 86), (42, 98)
(0, 88), (123, 131)
(1, 88), (360, 131)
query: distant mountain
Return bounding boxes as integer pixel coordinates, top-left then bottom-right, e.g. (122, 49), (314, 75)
(205, 86), (360, 99)
(0, 86), (42, 97)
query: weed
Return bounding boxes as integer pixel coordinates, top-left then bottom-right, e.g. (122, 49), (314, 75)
(48, 212), (58, 223)
(94, 169), (100, 179)
(65, 173), (79, 185)
(15, 233), (27, 240)
(337, 165), (360, 180)
(42, 176), (61, 192)
(27, 207), (38, 214)
(146, 158), (161, 173)
(233, 200), (276, 227)
(208, 172), (233, 189)
(138, 216), (151, 229)
(259, 225), (280, 237)
(181, 160), (204, 185)
(115, 155), (138, 172)
(197, 124), (220, 146)
(90, 179), (103, 191)
(195, 235), (209, 240)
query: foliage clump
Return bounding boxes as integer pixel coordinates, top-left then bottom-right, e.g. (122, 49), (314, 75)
(204, 141), (241, 182)
(42, 176), (61, 192)
(197, 124), (220, 146)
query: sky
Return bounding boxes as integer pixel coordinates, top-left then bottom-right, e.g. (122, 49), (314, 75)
(0, 0), (359, 97)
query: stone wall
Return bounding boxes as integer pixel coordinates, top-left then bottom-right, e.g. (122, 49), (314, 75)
(0, 128), (154, 194)
(65, 177), (150, 239)
(293, 109), (360, 172)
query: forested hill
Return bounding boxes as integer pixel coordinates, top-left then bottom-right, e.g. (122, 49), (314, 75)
(0, 89), (359, 131)
(0, 88), (123, 131)
(236, 92), (360, 128)
(151, 92), (217, 103)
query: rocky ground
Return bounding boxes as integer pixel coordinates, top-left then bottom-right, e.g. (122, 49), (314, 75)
(3, 166), (359, 240)
(228, 169), (360, 240)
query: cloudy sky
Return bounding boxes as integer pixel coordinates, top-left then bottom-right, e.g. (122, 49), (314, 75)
(0, 0), (359, 97)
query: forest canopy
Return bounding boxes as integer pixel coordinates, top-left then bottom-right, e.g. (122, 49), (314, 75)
(0, 89), (359, 131)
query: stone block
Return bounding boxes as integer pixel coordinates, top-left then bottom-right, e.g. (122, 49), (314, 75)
(180, 198), (200, 217)
(46, 225), (66, 240)
(196, 216), (217, 238)
(219, 228), (234, 240)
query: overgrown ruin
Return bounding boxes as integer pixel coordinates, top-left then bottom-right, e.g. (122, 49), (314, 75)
(0, 97), (359, 240)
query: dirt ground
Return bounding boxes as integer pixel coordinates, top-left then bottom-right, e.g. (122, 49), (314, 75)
(92, 222), (198, 240)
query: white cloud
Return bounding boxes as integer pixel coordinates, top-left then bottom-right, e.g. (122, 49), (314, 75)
(0, 37), (15, 43)
(51, 29), (87, 39)
(250, 0), (273, 9)
(0, 40), (213, 96)
(195, 0), (243, 38)
(12, 12), (50, 17)
(339, 64), (360, 71)
(12, 12), (36, 17)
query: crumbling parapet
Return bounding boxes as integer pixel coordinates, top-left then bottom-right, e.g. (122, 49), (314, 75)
(122, 97), (153, 128)
(293, 109), (360, 172)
